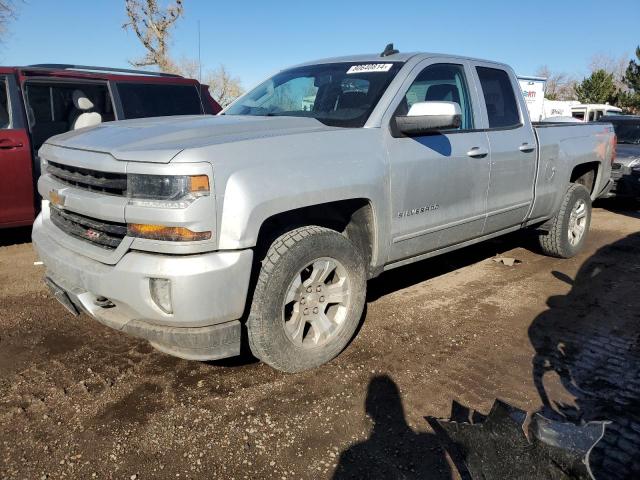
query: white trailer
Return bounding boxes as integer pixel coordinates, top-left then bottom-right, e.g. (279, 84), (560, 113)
(544, 100), (578, 119)
(518, 76), (546, 122)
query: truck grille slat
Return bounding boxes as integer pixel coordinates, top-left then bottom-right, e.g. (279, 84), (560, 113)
(49, 205), (126, 249)
(47, 161), (127, 195)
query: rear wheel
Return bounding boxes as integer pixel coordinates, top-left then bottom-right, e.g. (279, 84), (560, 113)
(538, 183), (592, 258)
(247, 226), (366, 372)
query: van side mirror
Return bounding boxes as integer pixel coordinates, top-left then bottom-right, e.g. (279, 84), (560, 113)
(395, 101), (462, 136)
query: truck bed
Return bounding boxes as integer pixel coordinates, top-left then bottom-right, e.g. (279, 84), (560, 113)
(528, 122), (615, 224)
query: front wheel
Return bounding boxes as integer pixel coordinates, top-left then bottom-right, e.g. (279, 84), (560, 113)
(537, 183), (592, 258)
(247, 226), (367, 372)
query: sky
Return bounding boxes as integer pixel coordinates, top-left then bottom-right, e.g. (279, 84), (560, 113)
(2, 0), (639, 90)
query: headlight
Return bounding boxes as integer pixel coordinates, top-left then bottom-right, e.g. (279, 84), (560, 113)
(127, 174), (210, 208)
(629, 159), (640, 171)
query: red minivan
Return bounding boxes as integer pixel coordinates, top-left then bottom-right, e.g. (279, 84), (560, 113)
(0, 64), (222, 228)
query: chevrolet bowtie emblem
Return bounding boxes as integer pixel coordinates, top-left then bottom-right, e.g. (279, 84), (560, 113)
(49, 190), (66, 207)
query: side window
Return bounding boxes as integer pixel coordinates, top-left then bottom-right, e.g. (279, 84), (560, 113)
(400, 63), (473, 130)
(118, 83), (203, 119)
(0, 76), (11, 129)
(476, 67), (521, 128)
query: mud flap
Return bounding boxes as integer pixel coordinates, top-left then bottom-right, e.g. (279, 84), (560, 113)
(44, 276), (80, 317)
(425, 399), (607, 480)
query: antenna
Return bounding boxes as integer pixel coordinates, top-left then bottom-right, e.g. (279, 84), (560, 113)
(198, 20), (202, 83)
(380, 43), (399, 57)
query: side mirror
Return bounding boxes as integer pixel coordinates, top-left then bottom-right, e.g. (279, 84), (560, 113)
(395, 101), (462, 136)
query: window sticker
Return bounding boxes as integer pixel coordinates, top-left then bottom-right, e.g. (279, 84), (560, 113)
(346, 64), (393, 74)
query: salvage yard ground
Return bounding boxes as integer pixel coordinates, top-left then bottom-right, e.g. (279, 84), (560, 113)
(1, 203), (639, 479)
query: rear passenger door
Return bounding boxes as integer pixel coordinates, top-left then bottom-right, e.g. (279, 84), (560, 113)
(473, 64), (537, 234)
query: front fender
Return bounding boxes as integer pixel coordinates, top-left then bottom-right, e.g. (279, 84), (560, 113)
(218, 159), (386, 250)
(194, 129), (390, 263)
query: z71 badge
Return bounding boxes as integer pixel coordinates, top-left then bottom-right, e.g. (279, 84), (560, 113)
(397, 204), (439, 218)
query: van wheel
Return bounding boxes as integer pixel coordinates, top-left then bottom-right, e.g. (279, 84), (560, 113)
(247, 226), (366, 372)
(538, 183), (592, 258)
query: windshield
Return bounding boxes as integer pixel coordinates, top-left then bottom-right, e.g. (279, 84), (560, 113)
(610, 120), (640, 144)
(225, 62), (403, 127)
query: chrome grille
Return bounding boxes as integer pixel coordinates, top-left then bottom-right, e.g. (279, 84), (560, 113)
(47, 161), (127, 196)
(49, 205), (127, 249)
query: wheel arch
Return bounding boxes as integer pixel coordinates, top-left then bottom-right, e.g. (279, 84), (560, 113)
(570, 161), (600, 197)
(253, 199), (379, 278)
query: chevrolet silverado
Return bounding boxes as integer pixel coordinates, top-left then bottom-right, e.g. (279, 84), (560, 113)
(32, 49), (616, 372)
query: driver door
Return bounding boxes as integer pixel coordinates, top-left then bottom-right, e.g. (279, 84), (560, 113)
(383, 60), (491, 263)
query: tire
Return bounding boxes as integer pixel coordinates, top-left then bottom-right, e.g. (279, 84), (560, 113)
(538, 183), (592, 258)
(247, 226), (366, 372)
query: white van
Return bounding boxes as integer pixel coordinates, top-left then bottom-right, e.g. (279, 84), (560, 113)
(571, 104), (623, 122)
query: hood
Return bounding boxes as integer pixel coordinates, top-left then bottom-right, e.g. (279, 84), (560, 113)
(45, 115), (335, 163)
(614, 144), (640, 166)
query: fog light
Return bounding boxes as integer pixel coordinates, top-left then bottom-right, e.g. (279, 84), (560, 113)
(150, 278), (172, 314)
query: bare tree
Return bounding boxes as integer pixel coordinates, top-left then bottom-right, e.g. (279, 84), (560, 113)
(535, 65), (577, 100)
(174, 57), (244, 107)
(205, 65), (244, 107)
(0, 0), (19, 43)
(589, 52), (629, 92)
(122, 0), (184, 72)
(122, 2), (243, 106)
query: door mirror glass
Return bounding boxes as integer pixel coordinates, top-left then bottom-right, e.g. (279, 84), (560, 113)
(395, 101), (462, 136)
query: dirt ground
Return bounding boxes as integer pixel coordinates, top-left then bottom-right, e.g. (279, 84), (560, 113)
(1, 202), (639, 480)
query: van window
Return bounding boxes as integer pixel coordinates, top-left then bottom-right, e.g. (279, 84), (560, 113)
(400, 63), (474, 130)
(476, 67), (521, 128)
(0, 76), (9, 129)
(572, 111), (585, 121)
(24, 82), (113, 151)
(117, 83), (203, 119)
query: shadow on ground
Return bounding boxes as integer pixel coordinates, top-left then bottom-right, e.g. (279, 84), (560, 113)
(529, 231), (640, 479)
(0, 226), (31, 247)
(367, 229), (537, 301)
(594, 197), (640, 219)
(333, 375), (452, 480)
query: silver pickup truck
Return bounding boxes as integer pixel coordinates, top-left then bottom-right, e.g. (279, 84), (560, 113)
(32, 50), (616, 372)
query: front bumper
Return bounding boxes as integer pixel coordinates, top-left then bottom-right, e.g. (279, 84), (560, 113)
(32, 214), (254, 360)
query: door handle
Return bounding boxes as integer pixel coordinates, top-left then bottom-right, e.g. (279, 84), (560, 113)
(467, 147), (488, 158)
(519, 143), (535, 153)
(0, 138), (24, 149)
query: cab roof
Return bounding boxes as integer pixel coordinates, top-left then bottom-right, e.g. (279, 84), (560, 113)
(290, 52), (510, 70)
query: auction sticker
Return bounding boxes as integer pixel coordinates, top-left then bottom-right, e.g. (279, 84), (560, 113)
(346, 64), (393, 74)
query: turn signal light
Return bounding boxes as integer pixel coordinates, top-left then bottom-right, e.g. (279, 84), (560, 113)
(189, 175), (210, 193)
(128, 224), (212, 241)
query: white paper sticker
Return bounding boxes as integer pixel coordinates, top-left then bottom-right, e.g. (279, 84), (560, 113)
(346, 64), (393, 74)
